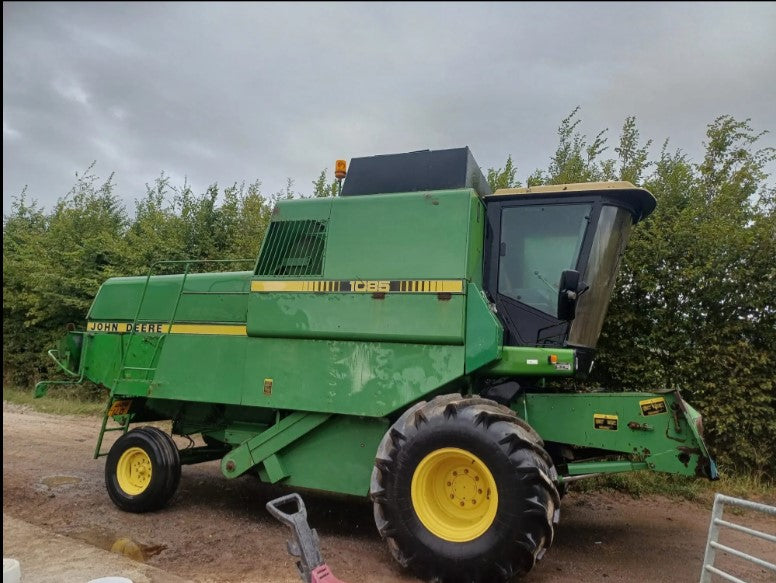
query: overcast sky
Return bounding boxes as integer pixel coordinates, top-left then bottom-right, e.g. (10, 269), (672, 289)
(4, 2), (775, 211)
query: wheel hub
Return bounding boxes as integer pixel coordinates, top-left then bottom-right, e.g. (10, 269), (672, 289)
(117, 446), (152, 495)
(447, 466), (484, 506)
(411, 447), (498, 542)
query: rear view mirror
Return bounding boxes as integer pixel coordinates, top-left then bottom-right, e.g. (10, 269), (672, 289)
(558, 269), (581, 321)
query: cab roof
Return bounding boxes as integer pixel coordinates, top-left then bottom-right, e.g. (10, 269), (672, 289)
(488, 181), (656, 223)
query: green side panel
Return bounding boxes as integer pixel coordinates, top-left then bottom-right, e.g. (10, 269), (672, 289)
(151, 335), (247, 403)
(304, 189), (474, 280)
(81, 333), (160, 396)
(86, 334), (464, 417)
(464, 283), (502, 373)
(267, 188), (482, 281)
(514, 391), (714, 477)
(80, 333), (120, 388)
(220, 414), (387, 497)
(87, 271), (252, 322)
(484, 346), (575, 377)
(242, 338), (465, 416)
(60, 331), (84, 372)
(247, 292), (465, 344)
(266, 416), (389, 497)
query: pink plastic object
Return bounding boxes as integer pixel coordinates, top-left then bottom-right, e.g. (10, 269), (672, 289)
(311, 564), (345, 583)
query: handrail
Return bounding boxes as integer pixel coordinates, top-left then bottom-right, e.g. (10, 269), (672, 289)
(35, 349), (86, 397)
(45, 349), (80, 377)
(114, 258), (254, 386)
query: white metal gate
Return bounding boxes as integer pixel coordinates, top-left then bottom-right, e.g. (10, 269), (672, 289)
(700, 493), (776, 583)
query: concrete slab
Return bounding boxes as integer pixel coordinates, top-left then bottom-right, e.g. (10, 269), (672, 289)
(3, 513), (192, 583)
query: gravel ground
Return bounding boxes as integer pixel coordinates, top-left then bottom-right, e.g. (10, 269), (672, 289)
(3, 403), (774, 582)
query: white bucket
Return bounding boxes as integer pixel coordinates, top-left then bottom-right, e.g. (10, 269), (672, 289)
(3, 558), (21, 583)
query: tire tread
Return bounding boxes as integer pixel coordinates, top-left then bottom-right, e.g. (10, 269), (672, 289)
(370, 394), (559, 582)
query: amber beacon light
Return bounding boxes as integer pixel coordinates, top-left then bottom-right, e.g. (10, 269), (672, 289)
(335, 159), (347, 180)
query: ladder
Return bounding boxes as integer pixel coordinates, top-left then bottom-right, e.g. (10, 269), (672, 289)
(94, 258), (254, 458)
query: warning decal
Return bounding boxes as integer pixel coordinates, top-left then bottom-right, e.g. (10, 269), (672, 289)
(594, 414), (619, 431)
(639, 397), (667, 416)
(108, 399), (132, 416)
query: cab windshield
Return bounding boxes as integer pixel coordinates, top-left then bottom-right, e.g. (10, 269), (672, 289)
(569, 205), (633, 347)
(498, 204), (591, 317)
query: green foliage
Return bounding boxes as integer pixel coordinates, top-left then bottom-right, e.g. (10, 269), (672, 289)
(122, 175), (271, 275)
(3, 191), (51, 385)
(538, 106), (615, 185)
(3, 166), (128, 386)
(615, 116), (652, 185)
(311, 169), (339, 198)
(526, 110), (775, 477)
(486, 155), (521, 191)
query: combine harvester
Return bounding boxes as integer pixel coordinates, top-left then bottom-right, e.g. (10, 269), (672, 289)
(37, 148), (716, 582)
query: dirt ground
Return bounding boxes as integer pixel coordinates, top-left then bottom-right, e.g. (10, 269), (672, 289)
(3, 403), (774, 583)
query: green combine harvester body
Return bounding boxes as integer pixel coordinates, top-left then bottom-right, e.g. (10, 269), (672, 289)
(38, 148), (716, 582)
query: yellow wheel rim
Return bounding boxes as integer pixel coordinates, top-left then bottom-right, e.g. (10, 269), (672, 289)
(116, 447), (152, 495)
(411, 447), (499, 542)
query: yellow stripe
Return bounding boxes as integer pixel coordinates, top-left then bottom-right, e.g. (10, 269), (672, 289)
(437, 280), (464, 293)
(87, 322), (246, 336)
(251, 279), (465, 293)
(169, 324), (247, 336)
(251, 281), (310, 292)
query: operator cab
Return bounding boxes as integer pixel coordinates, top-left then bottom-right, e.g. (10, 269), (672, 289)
(483, 183), (655, 372)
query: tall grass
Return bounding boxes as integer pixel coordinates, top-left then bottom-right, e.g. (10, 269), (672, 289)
(570, 470), (775, 505)
(3, 386), (106, 416)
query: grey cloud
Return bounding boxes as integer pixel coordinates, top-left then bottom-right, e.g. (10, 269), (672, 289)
(4, 2), (775, 211)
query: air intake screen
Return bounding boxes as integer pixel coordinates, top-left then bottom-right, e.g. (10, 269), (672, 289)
(255, 220), (327, 277)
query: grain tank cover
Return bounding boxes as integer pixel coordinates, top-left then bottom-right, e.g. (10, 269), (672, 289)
(340, 147), (492, 197)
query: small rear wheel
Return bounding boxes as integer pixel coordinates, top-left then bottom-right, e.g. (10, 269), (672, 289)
(105, 426), (181, 513)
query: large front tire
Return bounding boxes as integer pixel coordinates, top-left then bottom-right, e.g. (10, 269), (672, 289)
(105, 426), (181, 513)
(370, 395), (559, 582)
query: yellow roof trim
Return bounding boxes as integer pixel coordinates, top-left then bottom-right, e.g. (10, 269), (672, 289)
(494, 181), (638, 196)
